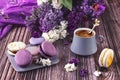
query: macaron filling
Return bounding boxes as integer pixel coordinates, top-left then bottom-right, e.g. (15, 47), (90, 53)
(104, 49), (114, 67)
(101, 49), (108, 66)
(7, 50), (16, 56)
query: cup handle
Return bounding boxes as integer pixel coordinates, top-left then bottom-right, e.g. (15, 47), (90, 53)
(96, 35), (104, 44)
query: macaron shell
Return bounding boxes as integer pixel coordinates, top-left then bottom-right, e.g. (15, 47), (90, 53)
(103, 49), (114, 67)
(40, 46), (50, 58)
(39, 51), (48, 58)
(98, 48), (109, 67)
(14, 49), (33, 67)
(26, 46), (40, 56)
(29, 37), (45, 45)
(41, 41), (57, 57)
(7, 42), (26, 52)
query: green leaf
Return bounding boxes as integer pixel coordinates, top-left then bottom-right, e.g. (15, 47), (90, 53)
(60, 0), (72, 10)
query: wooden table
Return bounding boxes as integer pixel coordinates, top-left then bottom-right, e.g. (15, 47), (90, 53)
(0, 0), (120, 80)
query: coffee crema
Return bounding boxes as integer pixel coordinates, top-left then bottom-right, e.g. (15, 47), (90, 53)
(75, 30), (94, 38)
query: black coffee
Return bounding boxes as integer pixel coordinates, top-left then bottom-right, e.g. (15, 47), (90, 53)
(75, 30), (94, 38)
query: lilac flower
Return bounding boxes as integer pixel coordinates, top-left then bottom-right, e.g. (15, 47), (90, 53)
(64, 40), (70, 45)
(37, 2), (53, 18)
(31, 31), (42, 38)
(67, 5), (84, 33)
(83, 5), (93, 15)
(69, 58), (79, 66)
(94, 4), (106, 16)
(26, 2), (63, 34)
(25, 0), (106, 38)
(79, 69), (88, 77)
(95, 0), (105, 4)
(40, 9), (63, 32)
(67, 0), (106, 33)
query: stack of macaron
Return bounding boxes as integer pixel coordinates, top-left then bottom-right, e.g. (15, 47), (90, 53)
(7, 41), (57, 67)
(98, 48), (114, 68)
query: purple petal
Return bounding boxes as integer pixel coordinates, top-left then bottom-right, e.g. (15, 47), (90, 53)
(95, 4), (106, 16)
(64, 40), (70, 45)
(98, 5), (106, 11)
(79, 69), (88, 77)
(31, 31), (42, 38)
(69, 58), (79, 66)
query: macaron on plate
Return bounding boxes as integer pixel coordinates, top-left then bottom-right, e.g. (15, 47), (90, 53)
(7, 42), (26, 56)
(6, 50), (59, 72)
(6, 42), (59, 72)
(40, 41), (57, 58)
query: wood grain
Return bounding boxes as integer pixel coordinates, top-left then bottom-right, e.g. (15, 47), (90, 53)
(0, 0), (120, 80)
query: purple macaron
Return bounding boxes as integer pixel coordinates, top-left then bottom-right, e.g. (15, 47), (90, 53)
(40, 41), (57, 58)
(14, 49), (33, 67)
(29, 37), (45, 45)
(26, 46), (41, 59)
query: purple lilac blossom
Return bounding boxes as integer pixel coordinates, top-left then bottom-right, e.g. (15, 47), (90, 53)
(37, 2), (53, 19)
(69, 58), (79, 66)
(67, 5), (85, 33)
(67, 0), (105, 33)
(64, 40), (70, 45)
(25, 0), (106, 36)
(31, 31), (42, 38)
(94, 4), (106, 16)
(79, 69), (88, 77)
(40, 9), (63, 32)
(26, 2), (63, 34)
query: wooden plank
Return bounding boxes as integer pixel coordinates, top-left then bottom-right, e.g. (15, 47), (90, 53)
(100, 0), (120, 80)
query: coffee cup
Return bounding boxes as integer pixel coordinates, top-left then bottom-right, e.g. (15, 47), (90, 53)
(70, 28), (104, 56)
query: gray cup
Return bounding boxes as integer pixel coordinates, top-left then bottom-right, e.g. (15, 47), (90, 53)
(71, 28), (103, 56)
